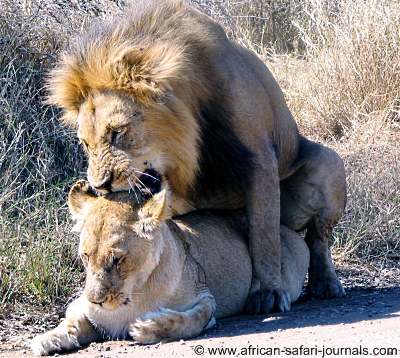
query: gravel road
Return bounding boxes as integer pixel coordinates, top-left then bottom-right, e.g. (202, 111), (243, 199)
(2, 287), (400, 358)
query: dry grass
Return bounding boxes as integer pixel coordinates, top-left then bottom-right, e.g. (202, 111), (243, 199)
(332, 122), (400, 262)
(0, 0), (123, 314)
(267, 0), (400, 139)
(0, 0), (399, 315)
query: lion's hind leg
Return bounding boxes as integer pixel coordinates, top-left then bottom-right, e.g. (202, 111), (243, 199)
(281, 138), (346, 299)
(305, 219), (345, 298)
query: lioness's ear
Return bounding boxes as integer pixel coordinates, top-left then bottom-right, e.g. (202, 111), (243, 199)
(68, 180), (97, 221)
(138, 189), (171, 223)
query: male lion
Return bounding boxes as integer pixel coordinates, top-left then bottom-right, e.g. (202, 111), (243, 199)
(47, 0), (346, 313)
(31, 180), (309, 355)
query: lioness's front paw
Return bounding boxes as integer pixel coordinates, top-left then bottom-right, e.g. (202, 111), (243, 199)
(130, 319), (163, 344)
(31, 332), (78, 356)
(245, 288), (291, 315)
(129, 309), (183, 344)
(31, 334), (60, 356)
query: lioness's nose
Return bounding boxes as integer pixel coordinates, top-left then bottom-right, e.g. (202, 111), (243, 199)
(88, 297), (106, 305)
(85, 287), (108, 305)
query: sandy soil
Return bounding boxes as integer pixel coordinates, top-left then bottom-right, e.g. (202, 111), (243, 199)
(1, 286), (400, 358)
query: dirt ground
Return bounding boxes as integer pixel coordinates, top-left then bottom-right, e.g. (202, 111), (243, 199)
(1, 265), (400, 358)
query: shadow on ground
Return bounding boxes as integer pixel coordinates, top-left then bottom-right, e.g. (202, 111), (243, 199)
(210, 287), (400, 339)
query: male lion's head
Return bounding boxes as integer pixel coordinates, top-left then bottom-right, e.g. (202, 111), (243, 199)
(72, 90), (166, 194)
(47, 10), (204, 197)
(68, 180), (171, 310)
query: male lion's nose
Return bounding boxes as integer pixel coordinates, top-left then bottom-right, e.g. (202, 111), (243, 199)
(92, 173), (113, 192)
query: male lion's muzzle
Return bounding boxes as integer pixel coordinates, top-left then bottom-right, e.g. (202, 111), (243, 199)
(91, 171), (113, 193)
(138, 169), (162, 196)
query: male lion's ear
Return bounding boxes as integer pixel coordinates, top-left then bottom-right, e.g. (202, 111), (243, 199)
(68, 180), (97, 221)
(114, 43), (187, 104)
(138, 188), (171, 223)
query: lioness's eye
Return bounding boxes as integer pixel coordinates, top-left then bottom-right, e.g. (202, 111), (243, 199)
(81, 253), (89, 264)
(80, 139), (89, 151)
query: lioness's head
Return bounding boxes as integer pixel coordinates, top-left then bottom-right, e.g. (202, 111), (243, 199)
(68, 180), (171, 310)
(47, 18), (204, 196)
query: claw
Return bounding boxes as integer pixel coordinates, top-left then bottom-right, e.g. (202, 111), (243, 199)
(245, 288), (291, 315)
(308, 275), (346, 299)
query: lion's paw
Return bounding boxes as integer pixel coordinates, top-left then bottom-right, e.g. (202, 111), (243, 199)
(31, 334), (61, 356)
(245, 288), (291, 315)
(308, 275), (346, 299)
(31, 331), (78, 356)
(70, 179), (90, 193)
(129, 309), (184, 344)
(129, 319), (164, 344)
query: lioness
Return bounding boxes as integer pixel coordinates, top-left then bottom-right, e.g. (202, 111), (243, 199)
(47, 0), (346, 313)
(31, 180), (309, 356)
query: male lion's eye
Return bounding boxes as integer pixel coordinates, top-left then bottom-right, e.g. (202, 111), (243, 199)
(111, 130), (118, 145)
(111, 129), (125, 146)
(132, 111), (141, 119)
(112, 256), (125, 268)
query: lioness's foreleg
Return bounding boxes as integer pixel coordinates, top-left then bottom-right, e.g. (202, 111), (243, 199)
(130, 291), (216, 344)
(31, 299), (100, 356)
(245, 140), (290, 314)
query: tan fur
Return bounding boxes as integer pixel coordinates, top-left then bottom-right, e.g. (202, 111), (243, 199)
(46, 0), (297, 194)
(47, 0), (346, 312)
(31, 181), (309, 355)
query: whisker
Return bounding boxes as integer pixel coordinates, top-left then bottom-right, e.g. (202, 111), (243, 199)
(132, 173), (153, 196)
(127, 177), (139, 204)
(132, 169), (161, 182)
(126, 292), (145, 296)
